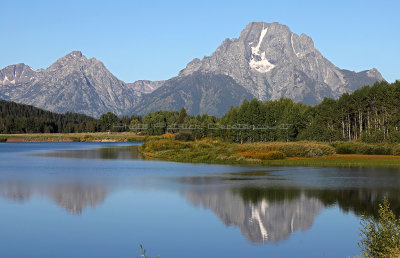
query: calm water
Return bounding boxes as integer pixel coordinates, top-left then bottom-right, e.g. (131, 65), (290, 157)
(1, 143), (400, 257)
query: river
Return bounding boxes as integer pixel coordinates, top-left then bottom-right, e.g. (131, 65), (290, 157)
(0, 143), (399, 257)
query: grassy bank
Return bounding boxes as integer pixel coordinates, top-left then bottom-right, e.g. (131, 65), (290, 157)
(141, 136), (400, 167)
(0, 132), (145, 142)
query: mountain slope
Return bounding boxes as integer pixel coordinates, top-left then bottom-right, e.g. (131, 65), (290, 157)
(180, 22), (383, 103)
(126, 80), (164, 95)
(0, 51), (141, 117)
(134, 72), (253, 116)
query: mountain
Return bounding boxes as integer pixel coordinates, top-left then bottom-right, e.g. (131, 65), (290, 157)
(133, 72), (253, 116)
(126, 80), (164, 95)
(1, 22), (384, 117)
(0, 51), (148, 117)
(133, 21), (383, 116)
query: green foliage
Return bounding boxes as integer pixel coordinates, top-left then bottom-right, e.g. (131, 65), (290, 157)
(359, 199), (400, 258)
(333, 142), (395, 155)
(393, 145), (400, 156)
(0, 100), (96, 133)
(174, 131), (194, 141)
(98, 112), (119, 132)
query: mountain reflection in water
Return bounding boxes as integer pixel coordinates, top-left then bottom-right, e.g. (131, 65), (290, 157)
(0, 181), (108, 215)
(184, 185), (400, 243)
(32, 145), (142, 160)
(185, 187), (323, 243)
(2, 178), (399, 244)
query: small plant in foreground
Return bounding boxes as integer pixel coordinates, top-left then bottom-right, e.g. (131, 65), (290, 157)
(137, 244), (160, 258)
(359, 198), (400, 257)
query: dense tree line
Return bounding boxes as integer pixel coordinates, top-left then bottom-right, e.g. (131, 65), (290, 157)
(137, 80), (400, 143)
(1, 80), (400, 143)
(0, 101), (97, 133)
(300, 80), (400, 143)
(0, 101), (139, 133)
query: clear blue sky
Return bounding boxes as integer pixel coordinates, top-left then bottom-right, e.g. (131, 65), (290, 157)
(1, 0), (399, 82)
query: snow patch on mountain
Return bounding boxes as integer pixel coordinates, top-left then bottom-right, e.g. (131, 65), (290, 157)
(249, 27), (275, 73)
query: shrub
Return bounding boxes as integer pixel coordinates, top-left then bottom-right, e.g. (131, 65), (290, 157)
(0, 137), (6, 142)
(161, 133), (174, 139)
(80, 135), (92, 142)
(335, 143), (357, 154)
(333, 142), (394, 155)
(264, 151), (286, 160)
(174, 132), (194, 141)
(233, 150), (286, 160)
(242, 142), (335, 157)
(70, 137), (81, 142)
(393, 145), (400, 156)
(143, 139), (189, 152)
(359, 199), (400, 258)
(361, 130), (386, 143)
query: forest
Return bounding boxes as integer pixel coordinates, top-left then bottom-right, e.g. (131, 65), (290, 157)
(1, 80), (400, 144)
(136, 80), (400, 144)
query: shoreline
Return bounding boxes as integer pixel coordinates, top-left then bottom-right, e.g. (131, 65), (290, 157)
(2, 134), (400, 168)
(0, 133), (145, 143)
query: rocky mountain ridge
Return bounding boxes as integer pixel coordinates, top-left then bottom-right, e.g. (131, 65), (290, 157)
(0, 51), (159, 117)
(0, 22), (384, 117)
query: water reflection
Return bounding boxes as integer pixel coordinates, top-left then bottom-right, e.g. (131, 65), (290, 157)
(47, 183), (107, 214)
(1, 174), (400, 243)
(0, 181), (108, 215)
(0, 181), (32, 202)
(32, 145), (142, 160)
(2, 144), (400, 246)
(185, 187), (323, 243)
(186, 185), (400, 243)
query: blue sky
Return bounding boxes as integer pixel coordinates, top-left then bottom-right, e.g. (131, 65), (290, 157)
(1, 0), (399, 82)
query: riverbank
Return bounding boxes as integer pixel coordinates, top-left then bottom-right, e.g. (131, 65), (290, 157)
(141, 137), (400, 167)
(0, 132), (145, 142)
